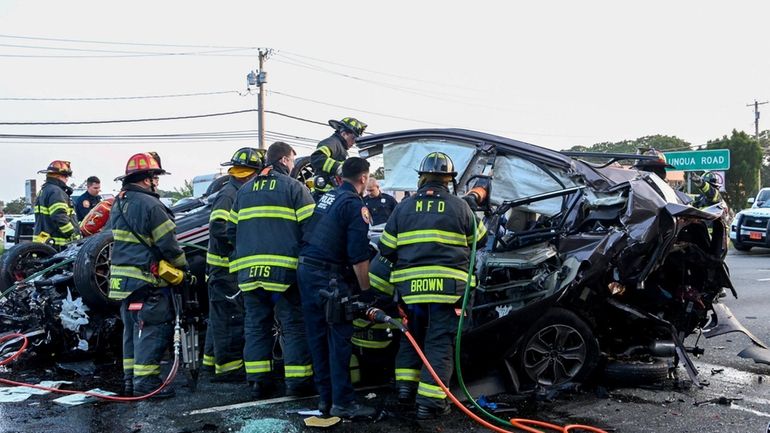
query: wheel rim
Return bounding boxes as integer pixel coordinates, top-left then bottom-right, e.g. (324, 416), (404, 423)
(523, 324), (587, 386)
(92, 240), (113, 299)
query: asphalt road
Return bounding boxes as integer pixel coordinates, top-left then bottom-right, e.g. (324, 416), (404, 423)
(3, 250), (770, 433)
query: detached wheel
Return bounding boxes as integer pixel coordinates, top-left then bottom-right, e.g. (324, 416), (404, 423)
(290, 156), (314, 187)
(0, 242), (57, 290)
(518, 308), (599, 387)
(73, 231), (119, 310)
(602, 358), (670, 386)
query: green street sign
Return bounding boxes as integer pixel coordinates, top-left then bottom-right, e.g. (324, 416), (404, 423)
(664, 149), (730, 171)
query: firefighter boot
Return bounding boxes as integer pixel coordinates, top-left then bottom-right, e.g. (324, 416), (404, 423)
(397, 384), (417, 405)
(121, 379), (133, 397)
(329, 402), (377, 419)
(416, 402), (451, 420)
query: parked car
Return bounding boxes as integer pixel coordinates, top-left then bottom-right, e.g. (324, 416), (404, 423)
(730, 187), (770, 251)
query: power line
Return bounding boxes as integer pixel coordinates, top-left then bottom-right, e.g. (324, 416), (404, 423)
(0, 42), (253, 56)
(278, 50), (480, 92)
(0, 90), (243, 101)
(269, 90), (452, 127)
(0, 33), (256, 50)
(265, 110), (328, 127)
(0, 109), (257, 125)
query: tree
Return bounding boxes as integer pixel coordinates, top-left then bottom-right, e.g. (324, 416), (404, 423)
(3, 197), (27, 214)
(567, 135), (690, 154)
(157, 179), (194, 202)
(372, 166), (385, 180)
(707, 130), (761, 209)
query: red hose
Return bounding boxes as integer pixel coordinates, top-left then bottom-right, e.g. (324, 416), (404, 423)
(402, 329), (609, 433)
(0, 332), (179, 402)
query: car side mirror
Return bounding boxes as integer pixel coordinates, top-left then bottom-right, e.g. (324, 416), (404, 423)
(748, 197), (755, 204)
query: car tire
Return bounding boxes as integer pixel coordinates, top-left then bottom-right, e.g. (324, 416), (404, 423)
(517, 308), (599, 388)
(290, 156), (314, 187)
(732, 241), (752, 252)
(0, 242), (57, 291)
(73, 231), (120, 310)
(602, 358), (670, 386)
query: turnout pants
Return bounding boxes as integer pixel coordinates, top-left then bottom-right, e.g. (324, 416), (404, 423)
(208, 275), (245, 376)
(243, 286), (313, 387)
(120, 286), (174, 391)
(395, 303), (458, 409)
(297, 263), (356, 408)
(202, 327), (215, 371)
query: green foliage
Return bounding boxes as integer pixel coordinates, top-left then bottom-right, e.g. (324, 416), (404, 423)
(567, 135), (691, 164)
(372, 166), (385, 180)
(157, 179), (194, 201)
(3, 197), (27, 214)
(568, 135), (690, 154)
(707, 130), (761, 208)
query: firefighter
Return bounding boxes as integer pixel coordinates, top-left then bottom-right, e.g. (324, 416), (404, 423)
(33, 160), (80, 248)
(310, 117), (367, 200)
(633, 148), (692, 204)
(226, 142), (315, 398)
(691, 171), (723, 208)
(363, 177), (398, 226)
(378, 152), (487, 420)
(205, 148), (264, 383)
(297, 157), (377, 419)
(351, 251), (401, 385)
(108, 152), (187, 399)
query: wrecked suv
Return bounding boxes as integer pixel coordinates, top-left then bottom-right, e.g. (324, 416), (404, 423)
(354, 128), (767, 391)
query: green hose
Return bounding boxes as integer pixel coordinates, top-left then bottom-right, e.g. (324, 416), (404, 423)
(0, 257), (76, 300)
(454, 215), (514, 427)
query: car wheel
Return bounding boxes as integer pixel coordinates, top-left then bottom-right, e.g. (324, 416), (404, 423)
(73, 231), (120, 310)
(602, 358), (670, 386)
(732, 241), (752, 252)
(290, 156), (314, 187)
(0, 242), (57, 291)
(517, 308), (599, 387)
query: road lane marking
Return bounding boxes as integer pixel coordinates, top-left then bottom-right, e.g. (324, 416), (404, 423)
(730, 404), (770, 418)
(186, 385), (385, 415)
(757, 278), (770, 282)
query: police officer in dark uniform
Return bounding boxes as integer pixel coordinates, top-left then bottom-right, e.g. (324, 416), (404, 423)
(363, 178), (398, 226)
(109, 152), (187, 398)
(33, 160), (80, 248)
(378, 152), (486, 420)
(74, 176), (102, 221)
(227, 142), (316, 398)
(310, 117), (367, 200)
(204, 148), (263, 383)
(298, 157), (377, 419)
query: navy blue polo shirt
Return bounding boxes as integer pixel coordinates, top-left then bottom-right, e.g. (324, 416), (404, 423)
(301, 182), (370, 266)
(363, 192), (397, 226)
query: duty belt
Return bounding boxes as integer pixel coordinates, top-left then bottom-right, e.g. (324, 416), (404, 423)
(298, 256), (343, 273)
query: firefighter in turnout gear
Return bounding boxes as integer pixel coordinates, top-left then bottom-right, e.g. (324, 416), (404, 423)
(226, 142), (316, 398)
(378, 152), (487, 420)
(108, 152), (187, 399)
(33, 160), (80, 248)
(204, 147), (264, 382)
(691, 171), (723, 208)
(310, 117), (367, 200)
(298, 157), (377, 419)
(351, 251), (401, 385)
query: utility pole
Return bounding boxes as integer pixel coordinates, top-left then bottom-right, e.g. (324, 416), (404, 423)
(747, 99), (769, 191)
(246, 49), (271, 149)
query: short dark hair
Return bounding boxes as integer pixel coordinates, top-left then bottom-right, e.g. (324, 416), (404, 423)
(86, 176), (100, 185)
(265, 141), (295, 165)
(342, 157), (370, 180)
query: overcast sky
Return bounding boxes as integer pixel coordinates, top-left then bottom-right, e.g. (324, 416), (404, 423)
(0, 1), (767, 202)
